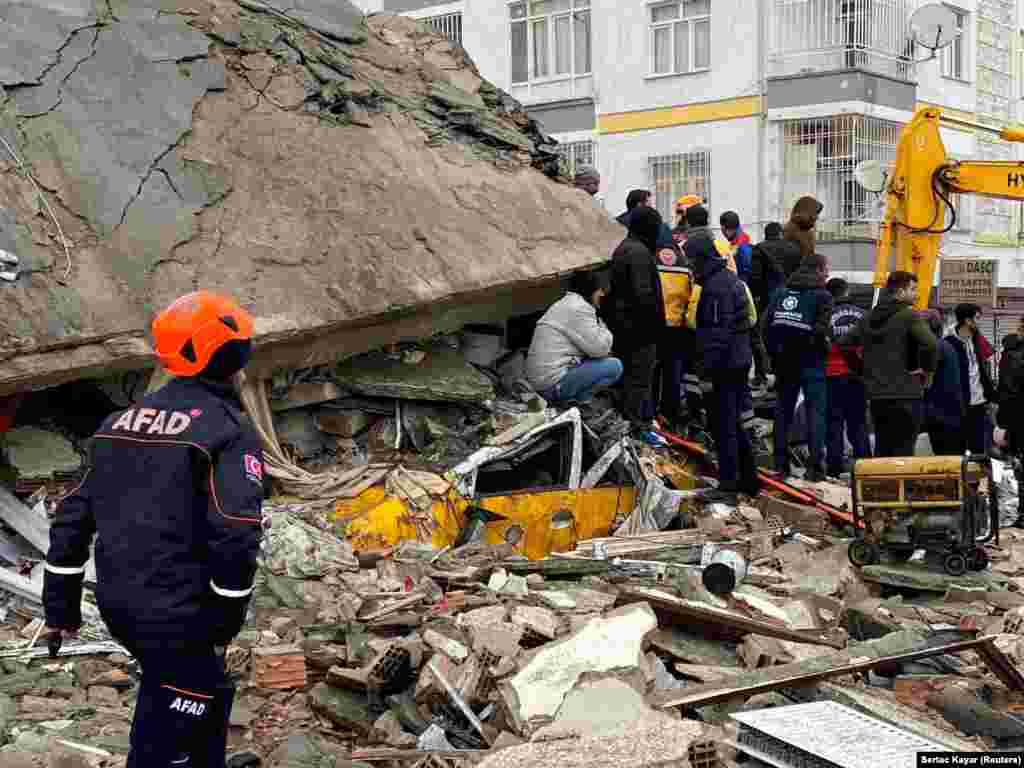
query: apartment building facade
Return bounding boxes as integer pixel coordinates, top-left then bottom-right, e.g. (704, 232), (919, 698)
(356, 0), (1024, 305)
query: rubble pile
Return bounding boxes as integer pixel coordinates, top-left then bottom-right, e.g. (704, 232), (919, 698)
(0, 461), (1021, 764)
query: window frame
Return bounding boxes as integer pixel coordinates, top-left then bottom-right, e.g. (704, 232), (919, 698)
(648, 149), (712, 223)
(939, 6), (969, 83)
(509, 0), (592, 87)
(647, 0), (712, 78)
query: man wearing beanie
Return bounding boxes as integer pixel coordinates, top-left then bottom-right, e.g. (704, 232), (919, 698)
(607, 207), (667, 430)
(43, 291), (265, 768)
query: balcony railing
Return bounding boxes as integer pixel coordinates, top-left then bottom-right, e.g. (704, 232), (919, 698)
(768, 0), (915, 81)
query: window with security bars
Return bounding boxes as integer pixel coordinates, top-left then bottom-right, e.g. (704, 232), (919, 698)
(556, 140), (596, 177)
(649, 0), (711, 76)
(781, 115), (900, 241)
(648, 151), (710, 223)
(940, 7), (967, 81)
(424, 12), (463, 45)
(509, 0), (591, 85)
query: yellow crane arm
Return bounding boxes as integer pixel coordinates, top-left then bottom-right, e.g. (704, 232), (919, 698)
(873, 107), (1024, 309)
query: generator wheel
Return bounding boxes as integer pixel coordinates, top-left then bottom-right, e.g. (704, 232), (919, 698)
(848, 540), (878, 567)
(967, 547), (990, 572)
(944, 553), (968, 577)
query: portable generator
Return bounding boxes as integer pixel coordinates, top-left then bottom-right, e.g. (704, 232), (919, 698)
(848, 456), (997, 576)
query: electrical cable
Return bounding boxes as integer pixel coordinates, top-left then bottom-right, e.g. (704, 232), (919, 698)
(0, 134), (73, 283)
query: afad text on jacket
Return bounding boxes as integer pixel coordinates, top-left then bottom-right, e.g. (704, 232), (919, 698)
(43, 377), (265, 651)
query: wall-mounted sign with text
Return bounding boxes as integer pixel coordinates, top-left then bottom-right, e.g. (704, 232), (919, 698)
(938, 257), (999, 309)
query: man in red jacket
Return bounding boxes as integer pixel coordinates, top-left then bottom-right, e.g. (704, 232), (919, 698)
(824, 278), (870, 477)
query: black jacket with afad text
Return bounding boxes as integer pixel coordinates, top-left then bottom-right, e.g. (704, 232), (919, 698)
(43, 377), (265, 651)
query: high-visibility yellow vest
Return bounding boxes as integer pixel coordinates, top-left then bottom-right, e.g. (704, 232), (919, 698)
(658, 266), (692, 328)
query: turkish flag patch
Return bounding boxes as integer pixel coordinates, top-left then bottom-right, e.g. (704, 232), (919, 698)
(244, 454), (263, 484)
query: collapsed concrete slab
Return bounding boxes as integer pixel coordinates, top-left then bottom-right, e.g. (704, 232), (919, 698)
(0, 0), (622, 397)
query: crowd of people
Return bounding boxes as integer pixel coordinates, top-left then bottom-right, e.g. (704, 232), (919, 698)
(524, 169), (1024, 508)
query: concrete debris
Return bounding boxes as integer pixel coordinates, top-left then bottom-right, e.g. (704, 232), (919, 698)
(501, 604), (657, 733)
(262, 510), (359, 578)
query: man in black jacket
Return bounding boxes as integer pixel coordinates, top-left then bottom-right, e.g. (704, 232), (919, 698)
(44, 291), (265, 768)
(749, 222), (790, 385)
(839, 271), (937, 457)
(948, 303), (997, 454)
(607, 206), (666, 428)
(694, 241), (759, 505)
(615, 189), (651, 228)
(996, 322), (1024, 454)
(765, 253), (833, 481)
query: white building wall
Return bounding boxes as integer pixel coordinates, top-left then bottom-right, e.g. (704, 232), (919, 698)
(591, 0), (760, 115)
(599, 117), (761, 226)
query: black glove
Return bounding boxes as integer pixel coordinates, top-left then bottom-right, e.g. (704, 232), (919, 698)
(208, 593), (249, 647)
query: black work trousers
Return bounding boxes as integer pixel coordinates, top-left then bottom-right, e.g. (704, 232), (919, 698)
(870, 399), (923, 458)
(620, 343), (658, 426)
(710, 368), (758, 493)
(125, 643), (235, 768)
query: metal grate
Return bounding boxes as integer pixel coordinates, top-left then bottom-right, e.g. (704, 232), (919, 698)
(557, 139), (596, 177)
(649, 150), (711, 224)
(768, 0), (915, 80)
(780, 114), (900, 241)
(423, 11), (463, 45)
(732, 701), (948, 768)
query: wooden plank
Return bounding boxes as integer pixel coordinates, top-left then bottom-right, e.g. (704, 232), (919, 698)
(652, 636), (1014, 710)
(0, 484), (50, 554)
(619, 586), (846, 649)
(0, 485), (96, 582)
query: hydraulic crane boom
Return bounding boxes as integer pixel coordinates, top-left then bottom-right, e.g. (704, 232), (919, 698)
(874, 106), (1024, 309)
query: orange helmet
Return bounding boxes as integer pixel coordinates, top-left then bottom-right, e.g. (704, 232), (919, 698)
(675, 194), (704, 213)
(152, 291), (254, 377)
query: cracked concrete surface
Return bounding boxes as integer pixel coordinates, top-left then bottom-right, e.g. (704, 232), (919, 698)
(0, 0), (623, 394)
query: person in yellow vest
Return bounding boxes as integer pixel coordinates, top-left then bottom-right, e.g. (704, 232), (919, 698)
(655, 230), (691, 430)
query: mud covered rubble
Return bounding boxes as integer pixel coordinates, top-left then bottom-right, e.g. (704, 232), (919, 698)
(0, 0), (621, 397)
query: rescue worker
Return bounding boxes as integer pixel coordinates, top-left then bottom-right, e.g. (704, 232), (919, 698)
(765, 253), (834, 481)
(44, 291), (265, 768)
(719, 211), (753, 285)
(672, 194), (703, 246)
(824, 278), (870, 476)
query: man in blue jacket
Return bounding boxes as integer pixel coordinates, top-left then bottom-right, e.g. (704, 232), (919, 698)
(694, 240), (760, 506)
(765, 254), (834, 481)
(44, 291), (265, 768)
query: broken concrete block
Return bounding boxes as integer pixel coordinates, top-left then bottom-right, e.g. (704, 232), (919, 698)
(509, 605), (560, 640)
(458, 605), (508, 633)
(314, 409), (377, 437)
(270, 617), (296, 637)
(263, 511), (359, 578)
(309, 683), (372, 736)
(423, 628), (469, 662)
(252, 645), (308, 690)
(500, 603), (657, 733)
(472, 623), (523, 659)
(86, 686), (121, 709)
(333, 345), (496, 404)
(371, 711), (416, 748)
(739, 636), (792, 669)
(325, 666), (368, 691)
(270, 381), (346, 412)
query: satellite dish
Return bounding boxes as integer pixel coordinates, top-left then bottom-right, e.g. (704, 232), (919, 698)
(854, 159), (887, 194)
(910, 3), (962, 53)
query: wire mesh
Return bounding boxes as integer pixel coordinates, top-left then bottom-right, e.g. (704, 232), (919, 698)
(648, 150), (711, 224)
(780, 114), (900, 241)
(768, 0), (915, 80)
